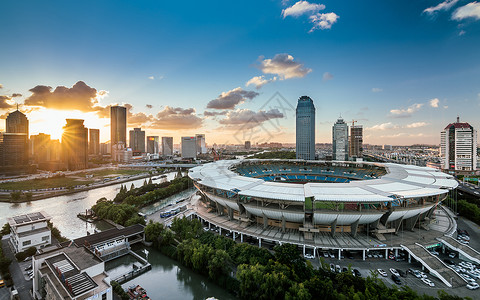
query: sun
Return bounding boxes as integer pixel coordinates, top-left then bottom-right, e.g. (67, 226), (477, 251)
(29, 108), (109, 141)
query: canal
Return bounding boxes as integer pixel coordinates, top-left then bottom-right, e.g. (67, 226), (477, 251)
(0, 171), (236, 299)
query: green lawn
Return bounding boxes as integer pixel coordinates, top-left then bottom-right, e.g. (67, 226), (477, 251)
(0, 177), (95, 190)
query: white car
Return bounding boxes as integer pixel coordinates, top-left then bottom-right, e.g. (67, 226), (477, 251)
(330, 264), (335, 272)
(419, 271), (427, 279)
(467, 282), (479, 290)
(421, 278), (435, 287)
(323, 252), (329, 258)
(389, 268), (400, 277)
(430, 250), (439, 255)
(304, 254), (314, 259)
(449, 252), (456, 258)
(413, 271), (423, 278)
(377, 269), (387, 277)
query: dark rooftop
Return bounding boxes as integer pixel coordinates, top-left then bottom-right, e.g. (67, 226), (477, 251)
(73, 224), (144, 247)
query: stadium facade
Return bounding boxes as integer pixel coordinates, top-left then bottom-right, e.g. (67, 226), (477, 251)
(189, 159), (458, 240)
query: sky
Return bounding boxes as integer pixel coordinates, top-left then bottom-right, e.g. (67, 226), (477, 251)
(1, 0), (480, 146)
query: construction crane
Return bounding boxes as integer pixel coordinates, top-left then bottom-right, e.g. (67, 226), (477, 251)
(351, 119), (357, 127)
(211, 148), (220, 161)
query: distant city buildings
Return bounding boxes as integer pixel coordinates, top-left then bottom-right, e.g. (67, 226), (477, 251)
(332, 117), (348, 161)
(89, 128), (100, 155)
(129, 127), (145, 155)
(8, 211), (51, 253)
(296, 96), (315, 160)
(195, 134), (206, 154)
(0, 109), (29, 173)
(181, 136), (197, 159)
(245, 141), (251, 150)
(146, 136), (159, 154)
(349, 125), (363, 160)
(6, 107), (29, 136)
(162, 137), (173, 156)
(62, 119), (88, 170)
(440, 117), (477, 174)
(30, 133), (62, 170)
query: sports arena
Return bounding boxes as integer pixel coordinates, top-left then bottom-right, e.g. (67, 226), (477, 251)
(189, 159), (458, 240)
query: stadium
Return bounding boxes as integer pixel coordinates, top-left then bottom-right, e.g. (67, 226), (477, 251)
(189, 159), (458, 241)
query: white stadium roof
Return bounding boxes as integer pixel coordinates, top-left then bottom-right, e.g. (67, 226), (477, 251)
(189, 159), (457, 202)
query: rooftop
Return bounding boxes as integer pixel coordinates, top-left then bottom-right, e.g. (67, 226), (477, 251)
(73, 224), (144, 247)
(7, 211), (51, 227)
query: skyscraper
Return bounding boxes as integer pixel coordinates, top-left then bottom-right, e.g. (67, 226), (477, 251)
(110, 106), (127, 147)
(62, 119), (88, 170)
(349, 125), (363, 159)
(6, 108), (29, 137)
(440, 117), (477, 174)
(129, 128), (145, 154)
(195, 134), (206, 154)
(89, 128), (100, 155)
(296, 96), (315, 160)
(181, 136), (196, 159)
(146, 136), (159, 154)
(245, 141), (251, 150)
(162, 137), (173, 156)
(332, 117), (348, 161)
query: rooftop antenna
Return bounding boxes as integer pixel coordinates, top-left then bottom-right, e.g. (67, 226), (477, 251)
(456, 115), (459, 123)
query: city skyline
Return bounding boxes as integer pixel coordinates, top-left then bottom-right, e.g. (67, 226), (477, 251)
(1, 1), (480, 145)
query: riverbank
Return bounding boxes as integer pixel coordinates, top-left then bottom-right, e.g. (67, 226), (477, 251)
(0, 171), (175, 203)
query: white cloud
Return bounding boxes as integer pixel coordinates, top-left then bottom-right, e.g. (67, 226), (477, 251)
(207, 87), (259, 110)
(367, 122), (398, 131)
(429, 98), (440, 108)
(282, 1), (325, 18)
(379, 133), (427, 139)
(246, 75), (277, 89)
(148, 76), (154, 80)
(322, 72), (333, 81)
(452, 2), (480, 20)
(309, 12), (339, 31)
(389, 103), (423, 118)
(257, 54), (312, 80)
(372, 88), (382, 93)
(406, 122), (429, 128)
(423, 0), (459, 14)
(459, 30), (466, 35)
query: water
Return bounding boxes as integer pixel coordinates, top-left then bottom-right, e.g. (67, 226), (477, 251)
(109, 245), (235, 300)
(0, 172), (177, 239)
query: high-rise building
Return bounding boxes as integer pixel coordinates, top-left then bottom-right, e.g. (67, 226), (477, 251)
(440, 117), (477, 174)
(146, 136), (159, 154)
(195, 134), (206, 154)
(129, 128), (145, 154)
(332, 117), (348, 161)
(110, 106), (127, 147)
(245, 141), (251, 150)
(181, 136), (197, 159)
(349, 125), (363, 159)
(296, 96), (315, 160)
(162, 137), (173, 156)
(89, 128), (100, 155)
(6, 108), (29, 137)
(62, 119), (88, 170)
(30, 133), (52, 163)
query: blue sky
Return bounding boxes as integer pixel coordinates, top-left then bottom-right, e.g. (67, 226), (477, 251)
(1, 0), (479, 145)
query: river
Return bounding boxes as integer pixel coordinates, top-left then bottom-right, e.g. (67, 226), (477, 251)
(0, 171), (235, 299)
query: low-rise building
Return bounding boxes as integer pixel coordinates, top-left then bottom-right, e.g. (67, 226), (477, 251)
(8, 211), (51, 253)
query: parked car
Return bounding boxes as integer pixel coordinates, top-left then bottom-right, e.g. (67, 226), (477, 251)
(422, 278), (435, 287)
(353, 269), (362, 277)
(304, 253), (314, 259)
(323, 252), (329, 258)
(336, 265), (341, 273)
(444, 259), (455, 265)
(449, 252), (456, 259)
(377, 269), (387, 277)
(330, 264), (335, 272)
(397, 269), (406, 277)
(342, 267), (348, 273)
(24, 265), (33, 272)
(430, 250), (439, 256)
(391, 274), (401, 285)
(390, 268), (400, 277)
(329, 252), (335, 259)
(467, 282), (479, 290)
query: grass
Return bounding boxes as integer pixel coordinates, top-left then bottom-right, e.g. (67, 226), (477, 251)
(0, 169), (148, 191)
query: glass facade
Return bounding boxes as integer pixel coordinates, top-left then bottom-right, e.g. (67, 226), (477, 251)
(296, 96), (315, 160)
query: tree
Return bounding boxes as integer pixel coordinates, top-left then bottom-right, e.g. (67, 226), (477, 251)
(1, 223), (11, 235)
(208, 249), (231, 280)
(10, 191), (22, 202)
(24, 192), (33, 202)
(144, 221), (164, 246)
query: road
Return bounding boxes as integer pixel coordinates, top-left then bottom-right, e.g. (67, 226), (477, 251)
(1, 236), (32, 300)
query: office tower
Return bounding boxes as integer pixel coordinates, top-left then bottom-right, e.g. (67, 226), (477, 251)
(0, 133), (28, 166)
(440, 117), (477, 173)
(89, 128), (100, 155)
(30, 133), (51, 163)
(181, 136), (197, 159)
(62, 119), (88, 170)
(162, 137), (173, 156)
(6, 108), (29, 137)
(146, 136), (159, 154)
(296, 96), (315, 160)
(349, 125), (363, 159)
(110, 106), (127, 147)
(332, 117), (349, 161)
(129, 128), (145, 154)
(195, 134), (206, 154)
(245, 141), (251, 150)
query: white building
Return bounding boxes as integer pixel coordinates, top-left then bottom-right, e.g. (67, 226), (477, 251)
(8, 211), (51, 253)
(195, 134), (207, 154)
(32, 245), (112, 300)
(161, 136), (173, 157)
(332, 117), (348, 161)
(440, 117), (477, 174)
(181, 136), (197, 159)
